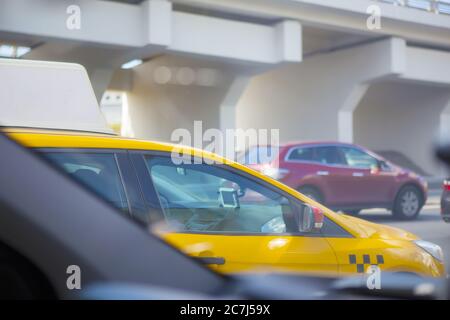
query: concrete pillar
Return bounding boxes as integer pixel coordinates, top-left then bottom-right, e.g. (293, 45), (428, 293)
(237, 38), (405, 143)
(220, 77), (251, 133)
(120, 54), (244, 143)
(441, 99), (450, 141)
(88, 68), (115, 102)
(338, 84), (369, 143)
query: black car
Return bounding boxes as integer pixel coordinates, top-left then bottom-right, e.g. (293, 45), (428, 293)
(441, 178), (450, 223)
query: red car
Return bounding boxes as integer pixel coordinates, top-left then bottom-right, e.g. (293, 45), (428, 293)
(241, 142), (428, 220)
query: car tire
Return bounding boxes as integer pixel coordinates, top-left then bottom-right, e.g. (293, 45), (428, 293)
(298, 186), (324, 204)
(393, 185), (423, 220)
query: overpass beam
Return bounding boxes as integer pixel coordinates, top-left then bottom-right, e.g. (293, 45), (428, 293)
(1, 0), (302, 66)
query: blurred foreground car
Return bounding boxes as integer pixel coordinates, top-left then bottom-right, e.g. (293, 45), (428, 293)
(241, 142), (428, 220)
(441, 178), (450, 223)
(0, 132), (227, 299)
(5, 128), (444, 278)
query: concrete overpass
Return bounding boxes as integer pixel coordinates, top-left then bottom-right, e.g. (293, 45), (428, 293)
(1, 0), (450, 174)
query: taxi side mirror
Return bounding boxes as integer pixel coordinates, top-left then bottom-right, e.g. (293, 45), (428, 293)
(296, 204), (324, 233)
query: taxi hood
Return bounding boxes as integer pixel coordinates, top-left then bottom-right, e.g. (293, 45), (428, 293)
(334, 214), (418, 240)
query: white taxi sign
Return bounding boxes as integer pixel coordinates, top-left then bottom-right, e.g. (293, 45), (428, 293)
(0, 58), (114, 134)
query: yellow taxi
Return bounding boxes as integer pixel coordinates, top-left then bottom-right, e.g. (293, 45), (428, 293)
(6, 128), (445, 278)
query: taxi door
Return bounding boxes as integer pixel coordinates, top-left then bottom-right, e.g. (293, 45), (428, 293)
(131, 152), (339, 275)
(164, 232), (338, 274)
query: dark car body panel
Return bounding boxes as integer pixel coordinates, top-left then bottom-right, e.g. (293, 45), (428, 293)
(0, 133), (226, 298)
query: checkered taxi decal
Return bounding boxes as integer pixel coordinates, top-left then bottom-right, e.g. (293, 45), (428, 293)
(349, 254), (384, 273)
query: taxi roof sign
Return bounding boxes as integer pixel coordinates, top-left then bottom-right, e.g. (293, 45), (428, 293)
(0, 58), (114, 134)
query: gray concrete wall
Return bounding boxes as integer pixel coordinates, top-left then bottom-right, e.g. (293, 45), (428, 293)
(122, 54), (235, 141)
(236, 55), (351, 143)
(236, 38), (402, 145)
(354, 82), (450, 176)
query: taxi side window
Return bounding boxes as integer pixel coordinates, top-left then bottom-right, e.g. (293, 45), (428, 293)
(144, 156), (293, 234)
(42, 152), (130, 213)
